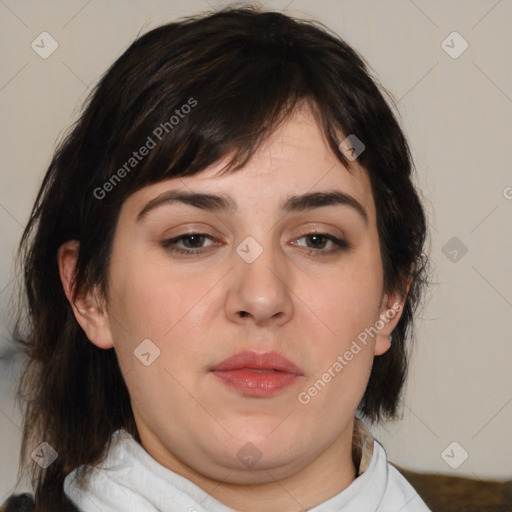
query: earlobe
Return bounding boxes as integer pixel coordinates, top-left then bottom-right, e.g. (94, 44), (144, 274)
(374, 333), (391, 356)
(373, 289), (408, 356)
(57, 241), (114, 349)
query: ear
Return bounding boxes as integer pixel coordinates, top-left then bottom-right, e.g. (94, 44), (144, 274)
(373, 277), (412, 356)
(57, 240), (114, 349)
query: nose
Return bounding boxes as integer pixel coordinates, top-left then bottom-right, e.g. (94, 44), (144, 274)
(225, 237), (294, 327)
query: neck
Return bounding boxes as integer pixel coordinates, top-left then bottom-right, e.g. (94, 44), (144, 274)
(139, 418), (357, 512)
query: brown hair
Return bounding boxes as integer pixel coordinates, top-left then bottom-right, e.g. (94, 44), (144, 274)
(12, 5), (429, 508)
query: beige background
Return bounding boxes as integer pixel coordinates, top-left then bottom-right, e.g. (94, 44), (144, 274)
(1, 0), (511, 499)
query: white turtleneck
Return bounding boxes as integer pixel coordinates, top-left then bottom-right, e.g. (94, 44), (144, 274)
(63, 419), (431, 511)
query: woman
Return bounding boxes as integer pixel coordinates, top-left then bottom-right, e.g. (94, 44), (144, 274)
(3, 6), (430, 511)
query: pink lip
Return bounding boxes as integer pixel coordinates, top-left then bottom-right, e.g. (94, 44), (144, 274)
(210, 351), (304, 397)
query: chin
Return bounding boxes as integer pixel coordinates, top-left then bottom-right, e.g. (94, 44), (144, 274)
(207, 451), (306, 485)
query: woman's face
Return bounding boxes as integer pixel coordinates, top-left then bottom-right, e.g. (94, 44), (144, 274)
(70, 106), (403, 489)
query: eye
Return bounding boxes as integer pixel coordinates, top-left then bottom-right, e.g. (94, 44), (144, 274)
(161, 233), (218, 255)
(291, 232), (350, 256)
(160, 231), (350, 257)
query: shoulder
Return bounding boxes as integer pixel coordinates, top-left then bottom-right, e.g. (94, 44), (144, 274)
(0, 494), (35, 512)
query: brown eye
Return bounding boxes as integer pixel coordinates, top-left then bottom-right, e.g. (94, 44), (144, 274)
(161, 233), (217, 255)
(291, 233), (350, 256)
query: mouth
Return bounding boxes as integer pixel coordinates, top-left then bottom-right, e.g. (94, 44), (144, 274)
(209, 350), (304, 397)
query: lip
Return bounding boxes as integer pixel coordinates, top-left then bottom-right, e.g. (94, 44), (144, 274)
(210, 350), (304, 397)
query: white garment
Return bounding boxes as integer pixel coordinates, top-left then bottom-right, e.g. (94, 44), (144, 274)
(63, 420), (431, 511)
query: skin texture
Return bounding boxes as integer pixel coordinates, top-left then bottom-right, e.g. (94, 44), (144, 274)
(58, 106), (407, 511)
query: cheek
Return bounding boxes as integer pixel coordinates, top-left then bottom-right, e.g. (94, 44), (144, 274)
(304, 256), (383, 348)
(106, 256), (215, 420)
(297, 276), (379, 421)
(107, 247), (220, 360)
(294, 247), (383, 411)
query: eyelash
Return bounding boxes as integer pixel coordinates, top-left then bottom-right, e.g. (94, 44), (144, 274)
(160, 232), (350, 257)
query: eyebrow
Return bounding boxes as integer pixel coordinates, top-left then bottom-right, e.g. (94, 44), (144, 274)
(136, 189), (369, 226)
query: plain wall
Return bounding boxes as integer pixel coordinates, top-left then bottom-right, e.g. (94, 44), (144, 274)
(1, 0), (511, 499)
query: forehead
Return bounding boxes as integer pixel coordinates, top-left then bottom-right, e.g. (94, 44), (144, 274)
(122, 106), (376, 224)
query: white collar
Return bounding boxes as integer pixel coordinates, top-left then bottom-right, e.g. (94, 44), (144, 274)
(64, 419), (429, 511)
